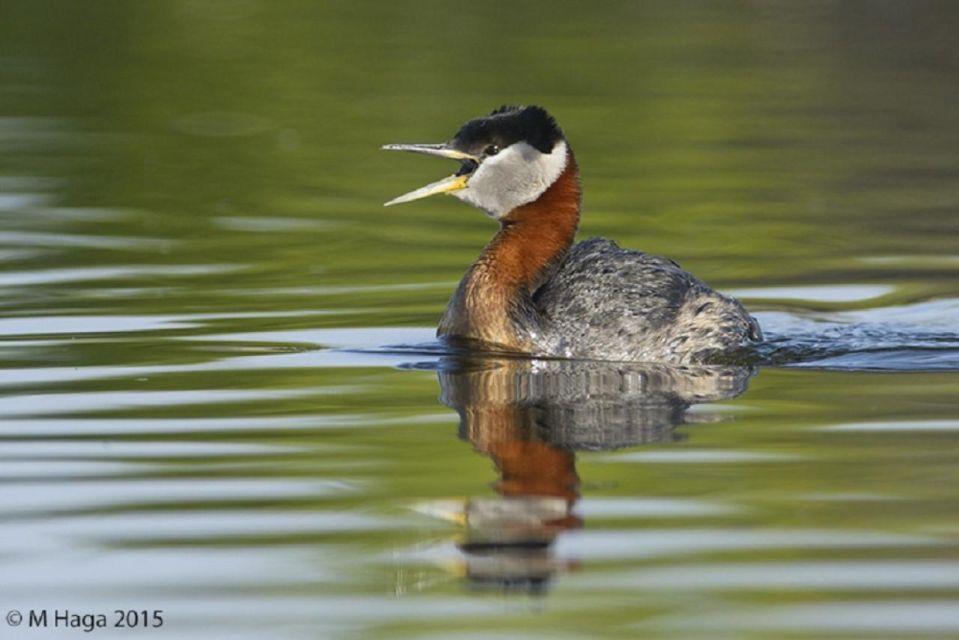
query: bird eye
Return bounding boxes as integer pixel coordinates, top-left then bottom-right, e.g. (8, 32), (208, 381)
(484, 144), (500, 156)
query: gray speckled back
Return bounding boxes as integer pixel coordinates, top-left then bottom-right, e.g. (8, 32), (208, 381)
(530, 238), (761, 362)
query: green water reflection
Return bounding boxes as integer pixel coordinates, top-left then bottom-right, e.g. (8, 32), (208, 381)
(3, 1), (959, 321)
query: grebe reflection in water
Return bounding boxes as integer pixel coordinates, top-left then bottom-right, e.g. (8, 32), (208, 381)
(414, 357), (753, 592)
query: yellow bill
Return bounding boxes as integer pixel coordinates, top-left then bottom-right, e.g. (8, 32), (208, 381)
(382, 142), (478, 206)
(384, 173), (469, 207)
(381, 143), (478, 162)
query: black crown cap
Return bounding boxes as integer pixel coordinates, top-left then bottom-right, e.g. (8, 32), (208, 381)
(452, 105), (564, 154)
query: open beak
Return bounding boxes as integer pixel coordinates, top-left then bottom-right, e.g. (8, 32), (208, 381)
(381, 143), (479, 207)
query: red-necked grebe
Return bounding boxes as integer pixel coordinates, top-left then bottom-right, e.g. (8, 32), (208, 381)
(383, 105), (761, 363)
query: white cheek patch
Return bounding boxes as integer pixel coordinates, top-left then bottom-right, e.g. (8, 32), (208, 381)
(454, 141), (568, 219)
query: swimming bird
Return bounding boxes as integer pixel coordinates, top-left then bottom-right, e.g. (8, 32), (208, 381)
(383, 105), (761, 363)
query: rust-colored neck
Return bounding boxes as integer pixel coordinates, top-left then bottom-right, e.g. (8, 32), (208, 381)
(438, 151), (581, 350)
(486, 152), (582, 291)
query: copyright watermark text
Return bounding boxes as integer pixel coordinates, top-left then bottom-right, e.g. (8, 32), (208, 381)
(5, 609), (163, 633)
